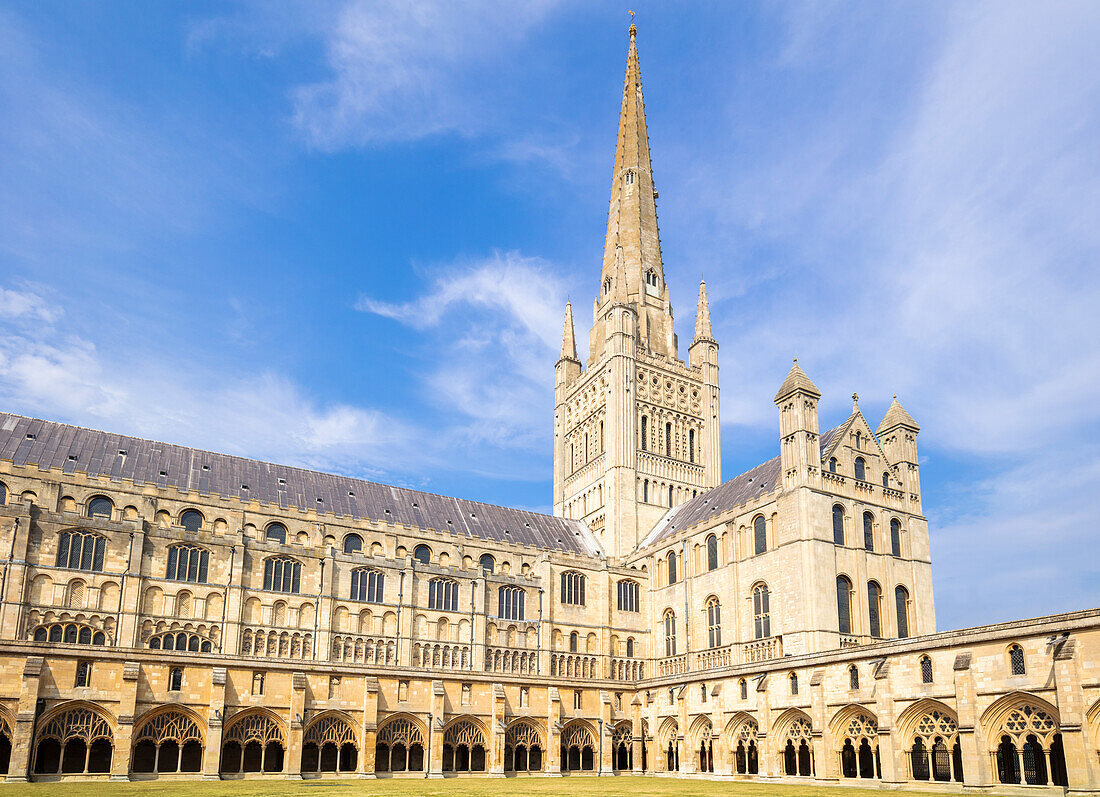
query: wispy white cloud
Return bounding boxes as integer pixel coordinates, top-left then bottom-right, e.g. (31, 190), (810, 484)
(0, 286), (425, 481)
(358, 251), (569, 452)
(286, 0), (564, 149)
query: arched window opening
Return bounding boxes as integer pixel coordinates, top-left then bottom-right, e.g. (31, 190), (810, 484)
(179, 509), (203, 532)
(412, 545), (431, 566)
(689, 429), (695, 463)
(832, 505), (845, 545)
(498, 586), (525, 621)
(132, 710), (204, 774)
(882, 472), (890, 487)
(265, 523), (287, 545)
(342, 534), (363, 554)
(479, 554), (495, 574)
(668, 485), (674, 507)
(849, 665), (859, 690)
(896, 586), (911, 638)
(350, 568), (384, 603)
(663, 610), (676, 657)
(890, 519), (902, 557)
(375, 718), (425, 773)
(87, 496), (113, 519)
(837, 576), (853, 635)
(667, 551), (678, 585)
(505, 721), (544, 772)
(706, 534), (718, 571)
(169, 667), (184, 692)
(753, 515), (767, 555)
(560, 571), (586, 606)
(642, 479), (649, 502)
(641, 416), (648, 451)
(56, 531), (106, 572)
(920, 656), (933, 684)
(664, 422), (672, 457)
(34, 707), (113, 775)
(829, 457), (838, 473)
(220, 712), (284, 774)
(302, 715), (358, 773)
(867, 581), (882, 638)
(167, 544), (210, 583)
(789, 673), (798, 695)
(1008, 644), (1026, 675)
(706, 597), (721, 648)
(616, 579), (639, 613)
(569, 631), (579, 653)
(626, 638), (635, 657)
(752, 583), (771, 639)
(263, 557), (301, 594)
(855, 431), (862, 449)
(739, 679), (747, 700)
(863, 512), (874, 552)
(148, 631), (211, 653)
(854, 457), (866, 481)
(427, 578), (458, 612)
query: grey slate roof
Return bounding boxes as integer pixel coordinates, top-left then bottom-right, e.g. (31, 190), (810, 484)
(641, 422), (845, 548)
(0, 412), (600, 557)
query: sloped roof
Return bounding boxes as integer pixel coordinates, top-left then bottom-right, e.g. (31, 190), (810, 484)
(641, 422), (846, 548)
(774, 360), (821, 402)
(878, 396), (919, 434)
(0, 412), (600, 557)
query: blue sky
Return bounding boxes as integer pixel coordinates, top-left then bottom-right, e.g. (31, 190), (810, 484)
(1, 2), (1097, 630)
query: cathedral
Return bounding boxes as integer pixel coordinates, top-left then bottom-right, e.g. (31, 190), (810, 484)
(0, 24), (1096, 793)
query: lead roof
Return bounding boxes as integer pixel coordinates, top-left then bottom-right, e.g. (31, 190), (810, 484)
(0, 412), (600, 557)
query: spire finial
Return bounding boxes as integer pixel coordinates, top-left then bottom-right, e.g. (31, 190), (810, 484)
(628, 9), (636, 37)
(852, 392), (860, 409)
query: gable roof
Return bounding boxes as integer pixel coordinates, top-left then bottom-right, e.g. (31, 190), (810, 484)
(0, 412), (601, 558)
(640, 422), (848, 549)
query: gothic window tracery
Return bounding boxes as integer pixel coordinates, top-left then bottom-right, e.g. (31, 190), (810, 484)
(837, 576), (854, 635)
(706, 596), (721, 648)
(752, 583), (771, 639)
(56, 531), (106, 572)
(350, 568), (384, 603)
(428, 578), (458, 611)
(34, 706), (114, 775)
(896, 585), (911, 638)
(131, 709), (204, 773)
(263, 556), (301, 593)
(560, 571), (586, 606)
(663, 609), (676, 657)
(753, 515), (767, 555)
(167, 544), (209, 583)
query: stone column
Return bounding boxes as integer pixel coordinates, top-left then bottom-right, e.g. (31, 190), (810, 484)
(4, 656), (43, 782)
(284, 672), (307, 778)
(202, 667), (227, 780)
(489, 683), (505, 776)
(600, 691), (613, 774)
(630, 697), (644, 774)
(358, 677), (379, 777)
(547, 687), (562, 774)
(428, 680), (445, 777)
(109, 660), (141, 781)
(952, 652), (984, 787)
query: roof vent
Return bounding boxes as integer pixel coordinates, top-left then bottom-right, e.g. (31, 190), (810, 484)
(118, 449), (127, 456)
(384, 509), (391, 515)
(447, 520), (453, 525)
(525, 522), (531, 528)
(470, 513), (477, 520)
(68, 455), (77, 461)
(159, 470), (167, 477)
(241, 484), (249, 491)
(348, 491), (355, 497)
(412, 502), (419, 508)
(201, 464), (210, 471)
(25, 433), (35, 440)
(277, 478), (286, 486)
(504, 529), (510, 535)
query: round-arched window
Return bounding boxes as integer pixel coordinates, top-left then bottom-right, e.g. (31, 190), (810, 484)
(479, 554), (495, 574)
(265, 523), (287, 544)
(87, 496), (113, 519)
(413, 545), (431, 565)
(343, 534), (363, 554)
(180, 509), (203, 532)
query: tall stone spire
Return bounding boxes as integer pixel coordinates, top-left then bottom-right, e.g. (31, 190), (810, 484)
(693, 279), (713, 342)
(600, 23), (664, 307)
(560, 302), (578, 361)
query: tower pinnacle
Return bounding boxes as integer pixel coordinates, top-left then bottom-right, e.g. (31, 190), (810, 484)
(560, 302), (578, 361)
(693, 279), (713, 342)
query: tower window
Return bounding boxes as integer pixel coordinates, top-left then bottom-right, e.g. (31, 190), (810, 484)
(920, 656), (933, 684)
(1008, 644), (1026, 675)
(689, 429), (695, 463)
(645, 270), (659, 296)
(753, 515), (767, 556)
(641, 416), (648, 451)
(706, 534), (718, 571)
(854, 457), (866, 482)
(829, 457), (838, 473)
(665, 422), (672, 456)
(668, 485), (674, 506)
(863, 512), (874, 552)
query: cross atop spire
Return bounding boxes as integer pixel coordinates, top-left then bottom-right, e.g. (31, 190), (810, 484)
(600, 23), (664, 310)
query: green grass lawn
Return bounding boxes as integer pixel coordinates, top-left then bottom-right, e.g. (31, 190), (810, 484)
(0, 778), (989, 797)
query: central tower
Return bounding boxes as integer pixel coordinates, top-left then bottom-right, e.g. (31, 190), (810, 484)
(553, 25), (722, 559)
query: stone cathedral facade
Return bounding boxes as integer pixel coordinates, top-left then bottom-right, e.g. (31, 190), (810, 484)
(0, 25), (1097, 794)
